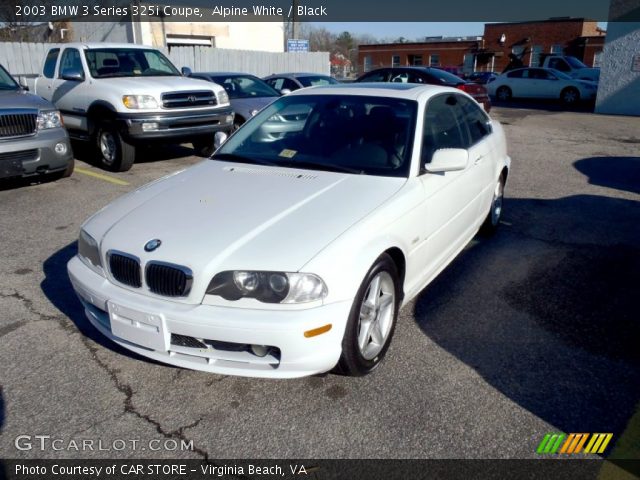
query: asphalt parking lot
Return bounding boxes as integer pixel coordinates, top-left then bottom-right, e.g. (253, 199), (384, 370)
(1, 105), (639, 461)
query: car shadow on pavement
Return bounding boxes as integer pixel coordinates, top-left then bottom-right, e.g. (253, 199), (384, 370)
(413, 192), (640, 455)
(71, 140), (201, 169)
(574, 156), (640, 195)
(40, 241), (158, 365)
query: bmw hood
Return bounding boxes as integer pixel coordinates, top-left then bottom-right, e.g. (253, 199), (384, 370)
(89, 161), (404, 302)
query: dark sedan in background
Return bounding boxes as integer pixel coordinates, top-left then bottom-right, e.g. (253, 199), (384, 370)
(356, 67), (491, 112)
(189, 72), (281, 129)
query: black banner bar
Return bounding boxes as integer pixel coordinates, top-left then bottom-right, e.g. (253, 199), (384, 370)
(2, 459), (640, 480)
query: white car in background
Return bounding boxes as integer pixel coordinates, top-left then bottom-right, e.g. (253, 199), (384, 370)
(488, 67), (598, 105)
(68, 84), (510, 378)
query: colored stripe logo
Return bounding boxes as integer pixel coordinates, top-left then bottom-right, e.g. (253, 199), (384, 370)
(537, 433), (613, 455)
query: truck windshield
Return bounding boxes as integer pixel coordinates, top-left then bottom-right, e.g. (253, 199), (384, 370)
(566, 56), (588, 69)
(84, 48), (180, 78)
(0, 65), (19, 90)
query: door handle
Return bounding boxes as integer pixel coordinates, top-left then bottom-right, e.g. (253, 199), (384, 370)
(474, 154), (485, 165)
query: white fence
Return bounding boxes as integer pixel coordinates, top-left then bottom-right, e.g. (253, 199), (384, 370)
(0, 42), (330, 77)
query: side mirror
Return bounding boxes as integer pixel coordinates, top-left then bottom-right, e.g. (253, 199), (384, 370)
(425, 148), (468, 173)
(214, 131), (228, 149)
(181, 66), (192, 77)
(280, 88), (291, 95)
(60, 69), (84, 82)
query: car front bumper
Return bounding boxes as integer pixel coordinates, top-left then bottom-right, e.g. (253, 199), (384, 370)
(118, 107), (235, 141)
(67, 256), (349, 378)
(0, 128), (72, 179)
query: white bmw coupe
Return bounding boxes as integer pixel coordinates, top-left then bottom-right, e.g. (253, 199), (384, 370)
(68, 84), (510, 378)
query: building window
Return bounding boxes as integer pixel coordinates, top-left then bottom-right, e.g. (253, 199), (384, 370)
(551, 44), (564, 54)
(593, 51), (602, 67)
(363, 55), (373, 72)
(391, 55), (400, 67)
(430, 54), (440, 66)
(530, 45), (542, 67)
(408, 54), (423, 66)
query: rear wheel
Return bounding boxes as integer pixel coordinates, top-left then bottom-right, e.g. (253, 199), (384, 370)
(496, 86), (512, 102)
(96, 123), (135, 172)
(561, 87), (580, 105)
(335, 254), (400, 376)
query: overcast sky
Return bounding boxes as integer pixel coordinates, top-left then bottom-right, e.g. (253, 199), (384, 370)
(316, 22), (608, 40)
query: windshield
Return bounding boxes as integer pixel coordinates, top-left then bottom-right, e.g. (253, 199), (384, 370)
(213, 94), (417, 178)
(297, 75), (340, 87)
(566, 56), (588, 69)
(0, 65), (19, 90)
(210, 75), (280, 99)
(84, 48), (180, 78)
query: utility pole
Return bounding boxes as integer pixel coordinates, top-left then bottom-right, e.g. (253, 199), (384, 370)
(291, 0), (297, 39)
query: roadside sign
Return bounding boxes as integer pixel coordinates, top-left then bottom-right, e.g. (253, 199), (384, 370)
(287, 39), (309, 52)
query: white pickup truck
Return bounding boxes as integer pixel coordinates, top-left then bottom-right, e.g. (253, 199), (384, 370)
(30, 43), (234, 171)
(539, 55), (600, 82)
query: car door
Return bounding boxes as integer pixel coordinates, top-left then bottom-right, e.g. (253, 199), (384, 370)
(36, 48), (60, 102)
(410, 93), (485, 284)
(51, 47), (88, 131)
(535, 69), (561, 98)
(456, 94), (498, 220)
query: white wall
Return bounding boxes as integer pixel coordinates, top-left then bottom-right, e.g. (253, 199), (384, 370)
(140, 21), (284, 52)
(595, 22), (640, 116)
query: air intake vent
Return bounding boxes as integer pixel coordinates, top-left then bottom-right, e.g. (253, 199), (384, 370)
(223, 166), (317, 180)
(146, 262), (192, 297)
(161, 91), (217, 108)
(0, 149), (38, 162)
(108, 252), (142, 288)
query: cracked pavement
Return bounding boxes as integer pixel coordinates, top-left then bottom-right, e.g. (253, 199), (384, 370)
(0, 110), (639, 460)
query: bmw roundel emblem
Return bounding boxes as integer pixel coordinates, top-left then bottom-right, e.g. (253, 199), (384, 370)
(144, 239), (162, 252)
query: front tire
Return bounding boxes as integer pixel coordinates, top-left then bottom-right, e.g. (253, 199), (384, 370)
(61, 157), (75, 178)
(335, 254), (400, 376)
(96, 123), (135, 172)
(192, 137), (217, 157)
(480, 173), (505, 235)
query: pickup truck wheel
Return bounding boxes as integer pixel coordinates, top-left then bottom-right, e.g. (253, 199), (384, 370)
(192, 137), (217, 157)
(96, 125), (135, 172)
(334, 254), (400, 376)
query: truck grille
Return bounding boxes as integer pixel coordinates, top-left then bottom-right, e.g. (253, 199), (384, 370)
(0, 110), (37, 138)
(162, 91), (217, 109)
(108, 252), (142, 288)
(146, 262), (192, 297)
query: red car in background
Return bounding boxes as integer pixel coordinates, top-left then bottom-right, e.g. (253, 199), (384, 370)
(356, 67), (491, 112)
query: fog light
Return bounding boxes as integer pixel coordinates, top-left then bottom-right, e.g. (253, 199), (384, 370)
(250, 345), (270, 357)
(54, 142), (67, 155)
(142, 122), (159, 131)
(225, 115), (233, 124)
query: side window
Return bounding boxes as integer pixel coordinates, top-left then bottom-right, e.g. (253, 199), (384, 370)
(267, 78), (283, 90)
(421, 95), (468, 169)
(360, 70), (388, 82)
(458, 95), (491, 145)
(58, 49), (84, 78)
(507, 69), (523, 79)
(283, 78), (299, 91)
(43, 48), (59, 79)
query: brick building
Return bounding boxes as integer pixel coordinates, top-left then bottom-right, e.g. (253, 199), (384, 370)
(358, 18), (606, 75)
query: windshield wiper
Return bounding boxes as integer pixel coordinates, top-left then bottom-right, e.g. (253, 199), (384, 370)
(211, 153), (279, 167)
(282, 160), (363, 174)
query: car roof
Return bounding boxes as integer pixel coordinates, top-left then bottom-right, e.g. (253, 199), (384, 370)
(192, 72), (261, 78)
(265, 72), (331, 78)
(52, 42), (155, 50)
(287, 83), (459, 100)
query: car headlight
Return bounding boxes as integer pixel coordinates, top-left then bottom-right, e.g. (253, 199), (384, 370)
(217, 90), (229, 105)
(122, 95), (159, 109)
(78, 229), (103, 273)
(206, 271), (327, 304)
(37, 110), (63, 130)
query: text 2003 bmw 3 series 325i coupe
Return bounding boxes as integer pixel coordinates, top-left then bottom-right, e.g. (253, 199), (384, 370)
(68, 84), (510, 378)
